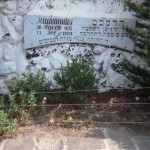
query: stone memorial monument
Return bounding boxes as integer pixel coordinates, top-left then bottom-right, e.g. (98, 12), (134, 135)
(0, 0), (146, 94)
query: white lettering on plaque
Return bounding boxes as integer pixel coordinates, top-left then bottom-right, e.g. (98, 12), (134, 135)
(24, 15), (136, 50)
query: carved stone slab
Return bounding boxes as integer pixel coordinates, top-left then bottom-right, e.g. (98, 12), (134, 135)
(24, 15), (135, 50)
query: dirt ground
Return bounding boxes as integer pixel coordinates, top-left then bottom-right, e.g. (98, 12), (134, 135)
(21, 89), (150, 136)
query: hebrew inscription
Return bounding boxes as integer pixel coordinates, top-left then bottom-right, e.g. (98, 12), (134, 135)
(24, 15), (135, 50)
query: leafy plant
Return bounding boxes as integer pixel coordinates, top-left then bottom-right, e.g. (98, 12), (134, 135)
(122, 59), (150, 87)
(122, 0), (150, 86)
(0, 70), (51, 137)
(7, 91), (34, 123)
(84, 105), (98, 112)
(0, 110), (18, 137)
(7, 70), (51, 101)
(63, 116), (82, 124)
(54, 57), (98, 102)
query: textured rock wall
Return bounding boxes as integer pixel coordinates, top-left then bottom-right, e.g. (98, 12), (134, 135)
(0, 0), (146, 94)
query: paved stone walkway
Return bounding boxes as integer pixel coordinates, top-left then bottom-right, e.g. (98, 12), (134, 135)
(0, 126), (150, 150)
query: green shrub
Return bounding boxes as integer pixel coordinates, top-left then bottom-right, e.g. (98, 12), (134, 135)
(7, 70), (50, 116)
(7, 70), (51, 102)
(8, 70), (51, 93)
(0, 71), (51, 137)
(8, 91), (35, 121)
(54, 57), (98, 102)
(0, 110), (18, 137)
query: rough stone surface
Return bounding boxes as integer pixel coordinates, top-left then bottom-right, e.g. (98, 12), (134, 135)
(15, 43), (29, 74)
(93, 45), (107, 55)
(49, 53), (71, 69)
(8, 15), (23, 32)
(0, 61), (16, 75)
(1, 16), (20, 45)
(0, 43), (3, 60)
(0, 0), (17, 15)
(3, 43), (15, 61)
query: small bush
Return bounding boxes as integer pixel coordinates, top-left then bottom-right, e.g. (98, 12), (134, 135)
(7, 70), (51, 120)
(8, 91), (34, 122)
(0, 71), (51, 137)
(8, 70), (51, 93)
(0, 96), (18, 137)
(0, 110), (18, 136)
(7, 70), (51, 102)
(54, 57), (98, 102)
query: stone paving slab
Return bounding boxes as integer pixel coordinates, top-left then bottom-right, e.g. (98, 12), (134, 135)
(3, 138), (34, 150)
(67, 137), (106, 150)
(0, 126), (150, 150)
(33, 133), (64, 150)
(102, 128), (136, 150)
(133, 136), (150, 150)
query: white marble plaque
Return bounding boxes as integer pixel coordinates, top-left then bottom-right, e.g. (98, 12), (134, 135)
(24, 15), (135, 50)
